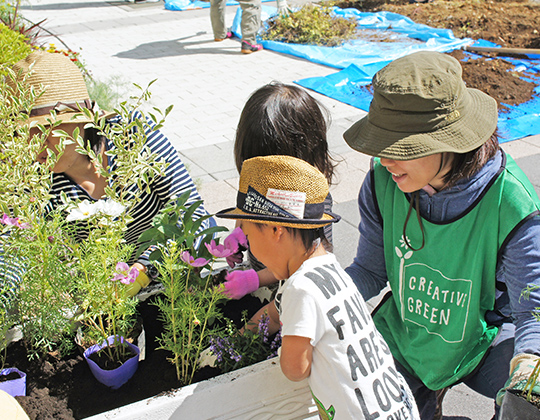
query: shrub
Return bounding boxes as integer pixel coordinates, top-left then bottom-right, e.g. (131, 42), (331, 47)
(0, 22), (31, 65)
(261, 4), (358, 47)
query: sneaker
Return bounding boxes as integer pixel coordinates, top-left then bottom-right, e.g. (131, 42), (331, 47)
(241, 41), (263, 54)
(214, 31), (232, 42)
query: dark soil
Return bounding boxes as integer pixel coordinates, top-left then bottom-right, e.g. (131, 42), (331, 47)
(331, 0), (540, 109)
(8, 293), (265, 420)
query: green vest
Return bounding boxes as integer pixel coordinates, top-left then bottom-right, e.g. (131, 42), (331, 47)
(372, 153), (540, 390)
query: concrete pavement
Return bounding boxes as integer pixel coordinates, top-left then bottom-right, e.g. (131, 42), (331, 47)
(20, 0), (540, 418)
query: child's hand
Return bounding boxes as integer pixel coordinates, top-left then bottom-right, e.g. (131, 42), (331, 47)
(223, 269), (259, 299)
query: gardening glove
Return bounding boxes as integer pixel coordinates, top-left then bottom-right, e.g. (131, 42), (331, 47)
(125, 270), (152, 297)
(224, 227), (248, 268)
(222, 269), (259, 299)
(276, 0), (289, 15)
(496, 353), (540, 405)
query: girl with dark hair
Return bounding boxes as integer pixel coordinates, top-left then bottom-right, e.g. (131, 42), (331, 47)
(222, 81), (337, 300)
(343, 51), (540, 419)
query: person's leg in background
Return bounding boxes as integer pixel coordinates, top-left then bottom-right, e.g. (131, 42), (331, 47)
(237, 0), (262, 53)
(210, 0), (231, 42)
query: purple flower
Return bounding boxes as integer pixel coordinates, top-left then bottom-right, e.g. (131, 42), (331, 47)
(111, 262), (139, 285)
(180, 251), (209, 267)
(205, 240), (234, 259)
(0, 214), (30, 229)
(258, 313), (270, 343)
(224, 227), (248, 253)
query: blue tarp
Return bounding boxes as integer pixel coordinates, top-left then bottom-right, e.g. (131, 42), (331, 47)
(232, 6), (540, 143)
(297, 39), (540, 142)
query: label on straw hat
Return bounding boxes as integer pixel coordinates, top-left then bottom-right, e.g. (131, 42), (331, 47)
(267, 189), (306, 219)
(243, 186), (296, 218)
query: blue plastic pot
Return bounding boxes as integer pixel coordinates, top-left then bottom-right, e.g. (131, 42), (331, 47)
(0, 367), (26, 397)
(83, 336), (140, 390)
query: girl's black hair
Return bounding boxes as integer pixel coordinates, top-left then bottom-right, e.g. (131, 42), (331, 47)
(442, 131), (500, 188)
(234, 81), (336, 184)
(84, 126), (106, 160)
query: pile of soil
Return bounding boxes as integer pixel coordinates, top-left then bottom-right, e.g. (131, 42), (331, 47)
(332, 0), (540, 109)
(7, 293), (265, 420)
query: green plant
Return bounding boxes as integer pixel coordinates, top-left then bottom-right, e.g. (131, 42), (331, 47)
(138, 192), (228, 385)
(261, 4), (358, 47)
(0, 0), (45, 47)
(0, 64), (79, 358)
(86, 75), (131, 112)
(63, 82), (174, 363)
(520, 284), (540, 402)
(0, 22), (31, 65)
(0, 72), (174, 363)
(209, 311), (281, 374)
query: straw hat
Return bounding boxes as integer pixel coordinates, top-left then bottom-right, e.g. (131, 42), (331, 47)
(343, 51), (498, 160)
(11, 51), (114, 126)
(217, 155), (340, 229)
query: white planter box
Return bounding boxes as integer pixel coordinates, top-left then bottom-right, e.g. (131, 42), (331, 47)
(84, 358), (318, 420)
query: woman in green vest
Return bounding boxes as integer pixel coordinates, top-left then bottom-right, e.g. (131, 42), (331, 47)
(343, 51), (540, 419)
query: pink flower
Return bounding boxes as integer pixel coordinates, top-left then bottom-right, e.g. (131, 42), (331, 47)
(180, 251), (209, 267)
(111, 262), (139, 285)
(0, 214), (30, 229)
(224, 227), (248, 252)
(205, 240), (234, 259)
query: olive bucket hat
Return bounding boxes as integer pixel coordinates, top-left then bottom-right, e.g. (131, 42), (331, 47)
(10, 51), (115, 126)
(217, 155), (340, 229)
(343, 51), (498, 160)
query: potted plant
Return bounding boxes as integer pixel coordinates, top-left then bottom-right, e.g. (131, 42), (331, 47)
(499, 284), (540, 419)
(0, 64), (168, 389)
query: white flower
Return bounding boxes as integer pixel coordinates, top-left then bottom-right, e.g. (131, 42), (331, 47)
(66, 199), (126, 222)
(66, 200), (99, 222)
(95, 199), (126, 218)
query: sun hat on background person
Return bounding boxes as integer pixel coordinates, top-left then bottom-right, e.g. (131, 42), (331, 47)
(343, 50), (498, 160)
(9, 50), (114, 126)
(217, 154), (340, 229)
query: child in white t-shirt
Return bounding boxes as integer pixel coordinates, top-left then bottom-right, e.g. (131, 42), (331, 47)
(217, 155), (419, 420)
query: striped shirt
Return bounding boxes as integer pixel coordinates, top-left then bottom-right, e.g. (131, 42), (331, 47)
(45, 114), (212, 263)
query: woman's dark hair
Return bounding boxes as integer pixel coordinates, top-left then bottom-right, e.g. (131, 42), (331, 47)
(84, 126), (106, 160)
(234, 81), (336, 184)
(442, 131), (500, 187)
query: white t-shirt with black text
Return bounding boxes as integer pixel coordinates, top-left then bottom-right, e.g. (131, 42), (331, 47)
(275, 253), (419, 420)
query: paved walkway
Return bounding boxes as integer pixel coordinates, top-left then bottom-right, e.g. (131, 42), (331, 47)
(20, 0), (540, 418)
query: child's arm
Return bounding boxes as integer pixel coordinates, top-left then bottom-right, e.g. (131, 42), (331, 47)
(243, 299), (281, 335)
(257, 268), (279, 287)
(280, 336), (313, 382)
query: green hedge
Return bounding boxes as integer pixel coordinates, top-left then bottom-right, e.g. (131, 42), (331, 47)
(0, 22), (31, 65)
